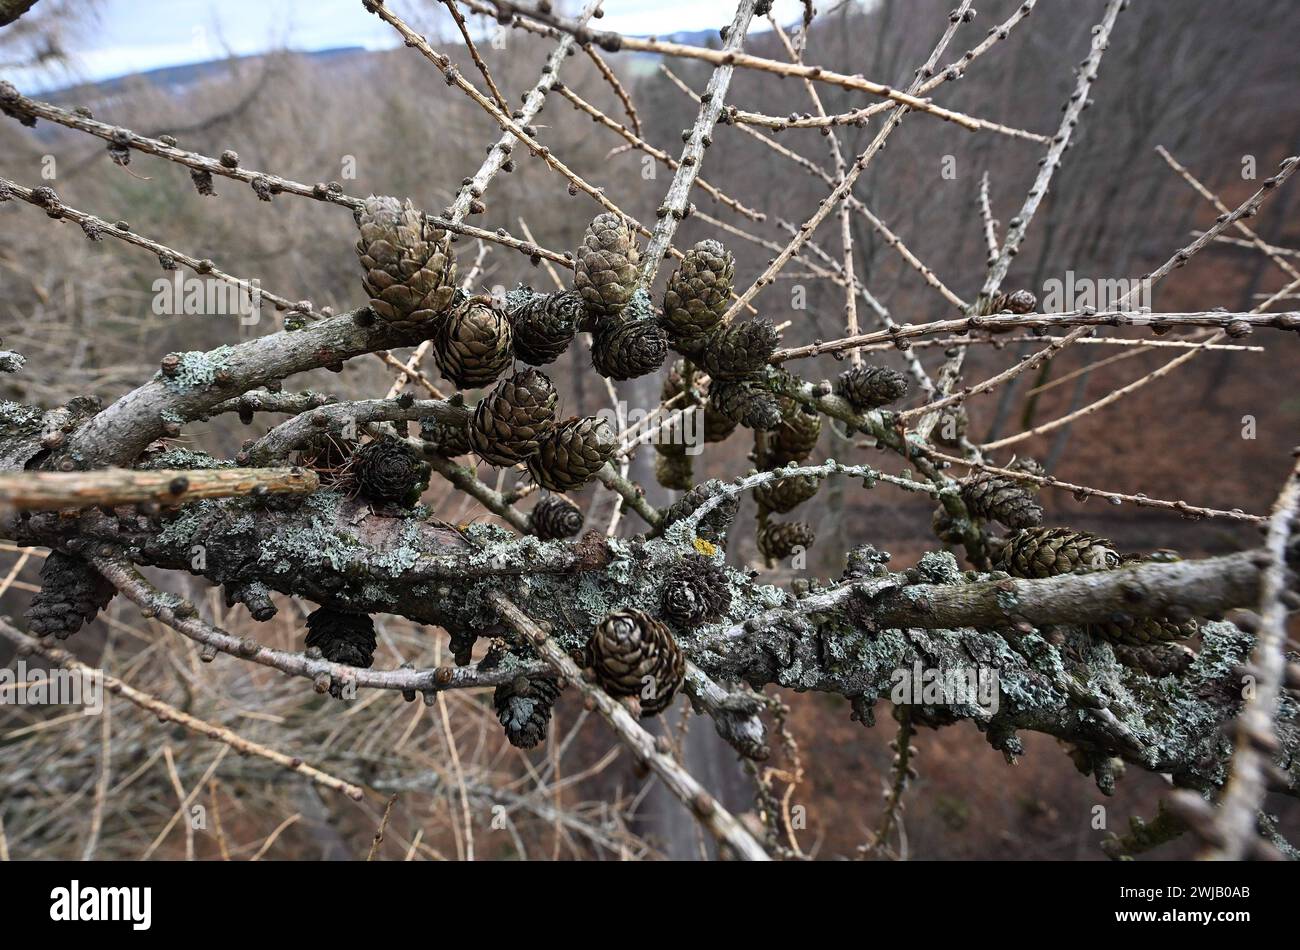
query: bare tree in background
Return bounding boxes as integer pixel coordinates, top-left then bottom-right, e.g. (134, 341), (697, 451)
(1, 0), (1299, 862)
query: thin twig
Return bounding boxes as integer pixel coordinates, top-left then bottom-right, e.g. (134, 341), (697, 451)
(0, 618), (365, 801)
(442, 0), (510, 112)
(636, 0), (760, 290)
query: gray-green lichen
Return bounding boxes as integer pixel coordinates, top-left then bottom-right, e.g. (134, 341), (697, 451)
(0, 400), (49, 469)
(137, 448), (232, 470)
(158, 346), (235, 393)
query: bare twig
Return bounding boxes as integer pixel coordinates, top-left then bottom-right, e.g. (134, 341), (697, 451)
(636, 0), (760, 289)
(0, 618), (366, 801)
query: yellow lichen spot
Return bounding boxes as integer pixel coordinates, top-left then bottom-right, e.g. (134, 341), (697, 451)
(692, 537), (717, 557)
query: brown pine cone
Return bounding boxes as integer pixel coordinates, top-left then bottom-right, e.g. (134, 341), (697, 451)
(507, 288), (581, 365)
(585, 609), (685, 716)
(574, 212), (639, 320)
(354, 196), (456, 333)
(1109, 642), (1196, 677)
(354, 437), (430, 506)
(704, 407), (737, 443)
(469, 369), (558, 466)
(661, 359), (735, 443)
(26, 551), (116, 640)
(659, 554), (732, 628)
(708, 377), (782, 431)
(494, 674), (563, 748)
(835, 364), (908, 411)
(655, 361), (694, 457)
(305, 607), (376, 668)
(419, 416), (471, 458)
(960, 471), (1043, 529)
(435, 296), (513, 389)
(1091, 616), (1199, 647)
(654, 451), (694, 491)
(757, 520), (815, 560)
(529, 493), (584, 540)
(768, 397), (822, 465)
(662, 239), (734, 352)
(985, 289), (1037, 315)
(526, 416), (616, 491)
(590, 315), (669, 380)
(755, 473), (820, 514)
(700, 319), (780, 379)
(995, 526), (1120, 578)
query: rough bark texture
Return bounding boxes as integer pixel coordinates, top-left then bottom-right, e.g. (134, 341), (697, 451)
(5, 485), (1294, 800)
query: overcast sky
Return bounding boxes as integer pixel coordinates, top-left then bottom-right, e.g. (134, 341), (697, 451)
(21, 0), (834, 90)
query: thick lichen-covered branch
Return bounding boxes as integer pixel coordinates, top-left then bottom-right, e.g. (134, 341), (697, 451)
(6, 488), (1296, 800)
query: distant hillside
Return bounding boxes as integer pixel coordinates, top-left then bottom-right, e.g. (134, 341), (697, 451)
(47, 46), (369, 102)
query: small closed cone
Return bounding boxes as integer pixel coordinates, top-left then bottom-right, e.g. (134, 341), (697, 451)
(769, 396), (822, 465)
(709, 377), (782, 431)
(662, 239), (734, 352)
(435, 296), (513, 389)
(469, 369), (558, 465)
(527, 416), (616, 491)
(590, 315), (668, 380)
(758, 520), (815, 560)
(354, 437), (430, 506)
(508, 288), (581, 365)
(960, 471), (1043, 529)
(1091, 615), (1199, 647)
(305, 607), (376, 668)
(985, 289), (1037, 315)
(835, 365), (908, 411)
(574, 212), (639, 320)
(995, 526), (1120, 578)
(661, 358), (690, 403)
(654, 451), (694, 491)
(354, 195), (456, 333)
(585, 608), (685, 716)
(704, 405), (737, 443)
(530, 493), (584, 540)
(26, 551), (115, 640)
(755, 473), (820, 514)
(494, 674), (563, 748)
(661, 479), (738, 548)
(700, 319), (780, 379)
(419, 416), (471, 458)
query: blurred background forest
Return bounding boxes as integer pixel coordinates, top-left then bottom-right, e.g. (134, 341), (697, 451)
(2, 0), (1298, 860)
